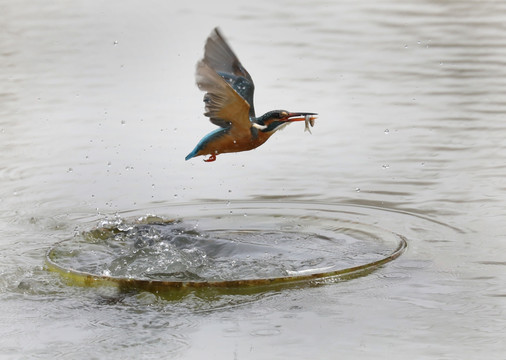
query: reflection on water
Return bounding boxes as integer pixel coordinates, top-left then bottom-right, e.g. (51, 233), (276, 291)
(1, 0), (506, 359)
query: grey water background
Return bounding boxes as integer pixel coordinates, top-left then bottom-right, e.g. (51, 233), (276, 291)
(1, 0), (505, 359)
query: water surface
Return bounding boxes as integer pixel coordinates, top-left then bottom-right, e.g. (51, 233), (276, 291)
(1, 1), (505, 359)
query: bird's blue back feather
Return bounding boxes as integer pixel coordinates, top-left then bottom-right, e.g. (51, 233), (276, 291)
(185, 128), (228, 160)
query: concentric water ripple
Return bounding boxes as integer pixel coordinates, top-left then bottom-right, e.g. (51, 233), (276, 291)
(46, 202), (407, 293)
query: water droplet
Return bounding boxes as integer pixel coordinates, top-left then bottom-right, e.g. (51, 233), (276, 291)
(355, 187), (361, 192)
(382, 164), (390, 169)
(121, 120), (126, 125)
(67, 168), (73, 173)
(384, 129), (389, 134)
(421, 162), (425, 166)
(113, 40), (118, 45)
(107, 161), (112, 167)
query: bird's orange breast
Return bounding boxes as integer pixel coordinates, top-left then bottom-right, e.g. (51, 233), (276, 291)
(197, 127), (272, 157)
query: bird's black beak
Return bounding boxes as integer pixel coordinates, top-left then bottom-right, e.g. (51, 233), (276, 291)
(282, 112), (318, 122)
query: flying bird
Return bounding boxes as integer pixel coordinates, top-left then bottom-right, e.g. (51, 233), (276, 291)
(185, 28), (317, 162)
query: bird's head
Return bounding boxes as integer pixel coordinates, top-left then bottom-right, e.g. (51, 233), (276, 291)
(253, 110), (317, 133)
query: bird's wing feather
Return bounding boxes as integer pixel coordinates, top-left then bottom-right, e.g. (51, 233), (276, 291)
(196, 61), (251, 132)
(201, 28), (255, 117)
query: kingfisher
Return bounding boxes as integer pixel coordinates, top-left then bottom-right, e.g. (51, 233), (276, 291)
(185, 28), (317, 162)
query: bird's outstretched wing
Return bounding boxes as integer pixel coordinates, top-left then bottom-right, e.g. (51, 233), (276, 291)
(196, 60), (251, 133)
(198, 28), (256, 119)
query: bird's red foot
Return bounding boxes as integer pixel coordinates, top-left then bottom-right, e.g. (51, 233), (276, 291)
(204, 154), (217, 162)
